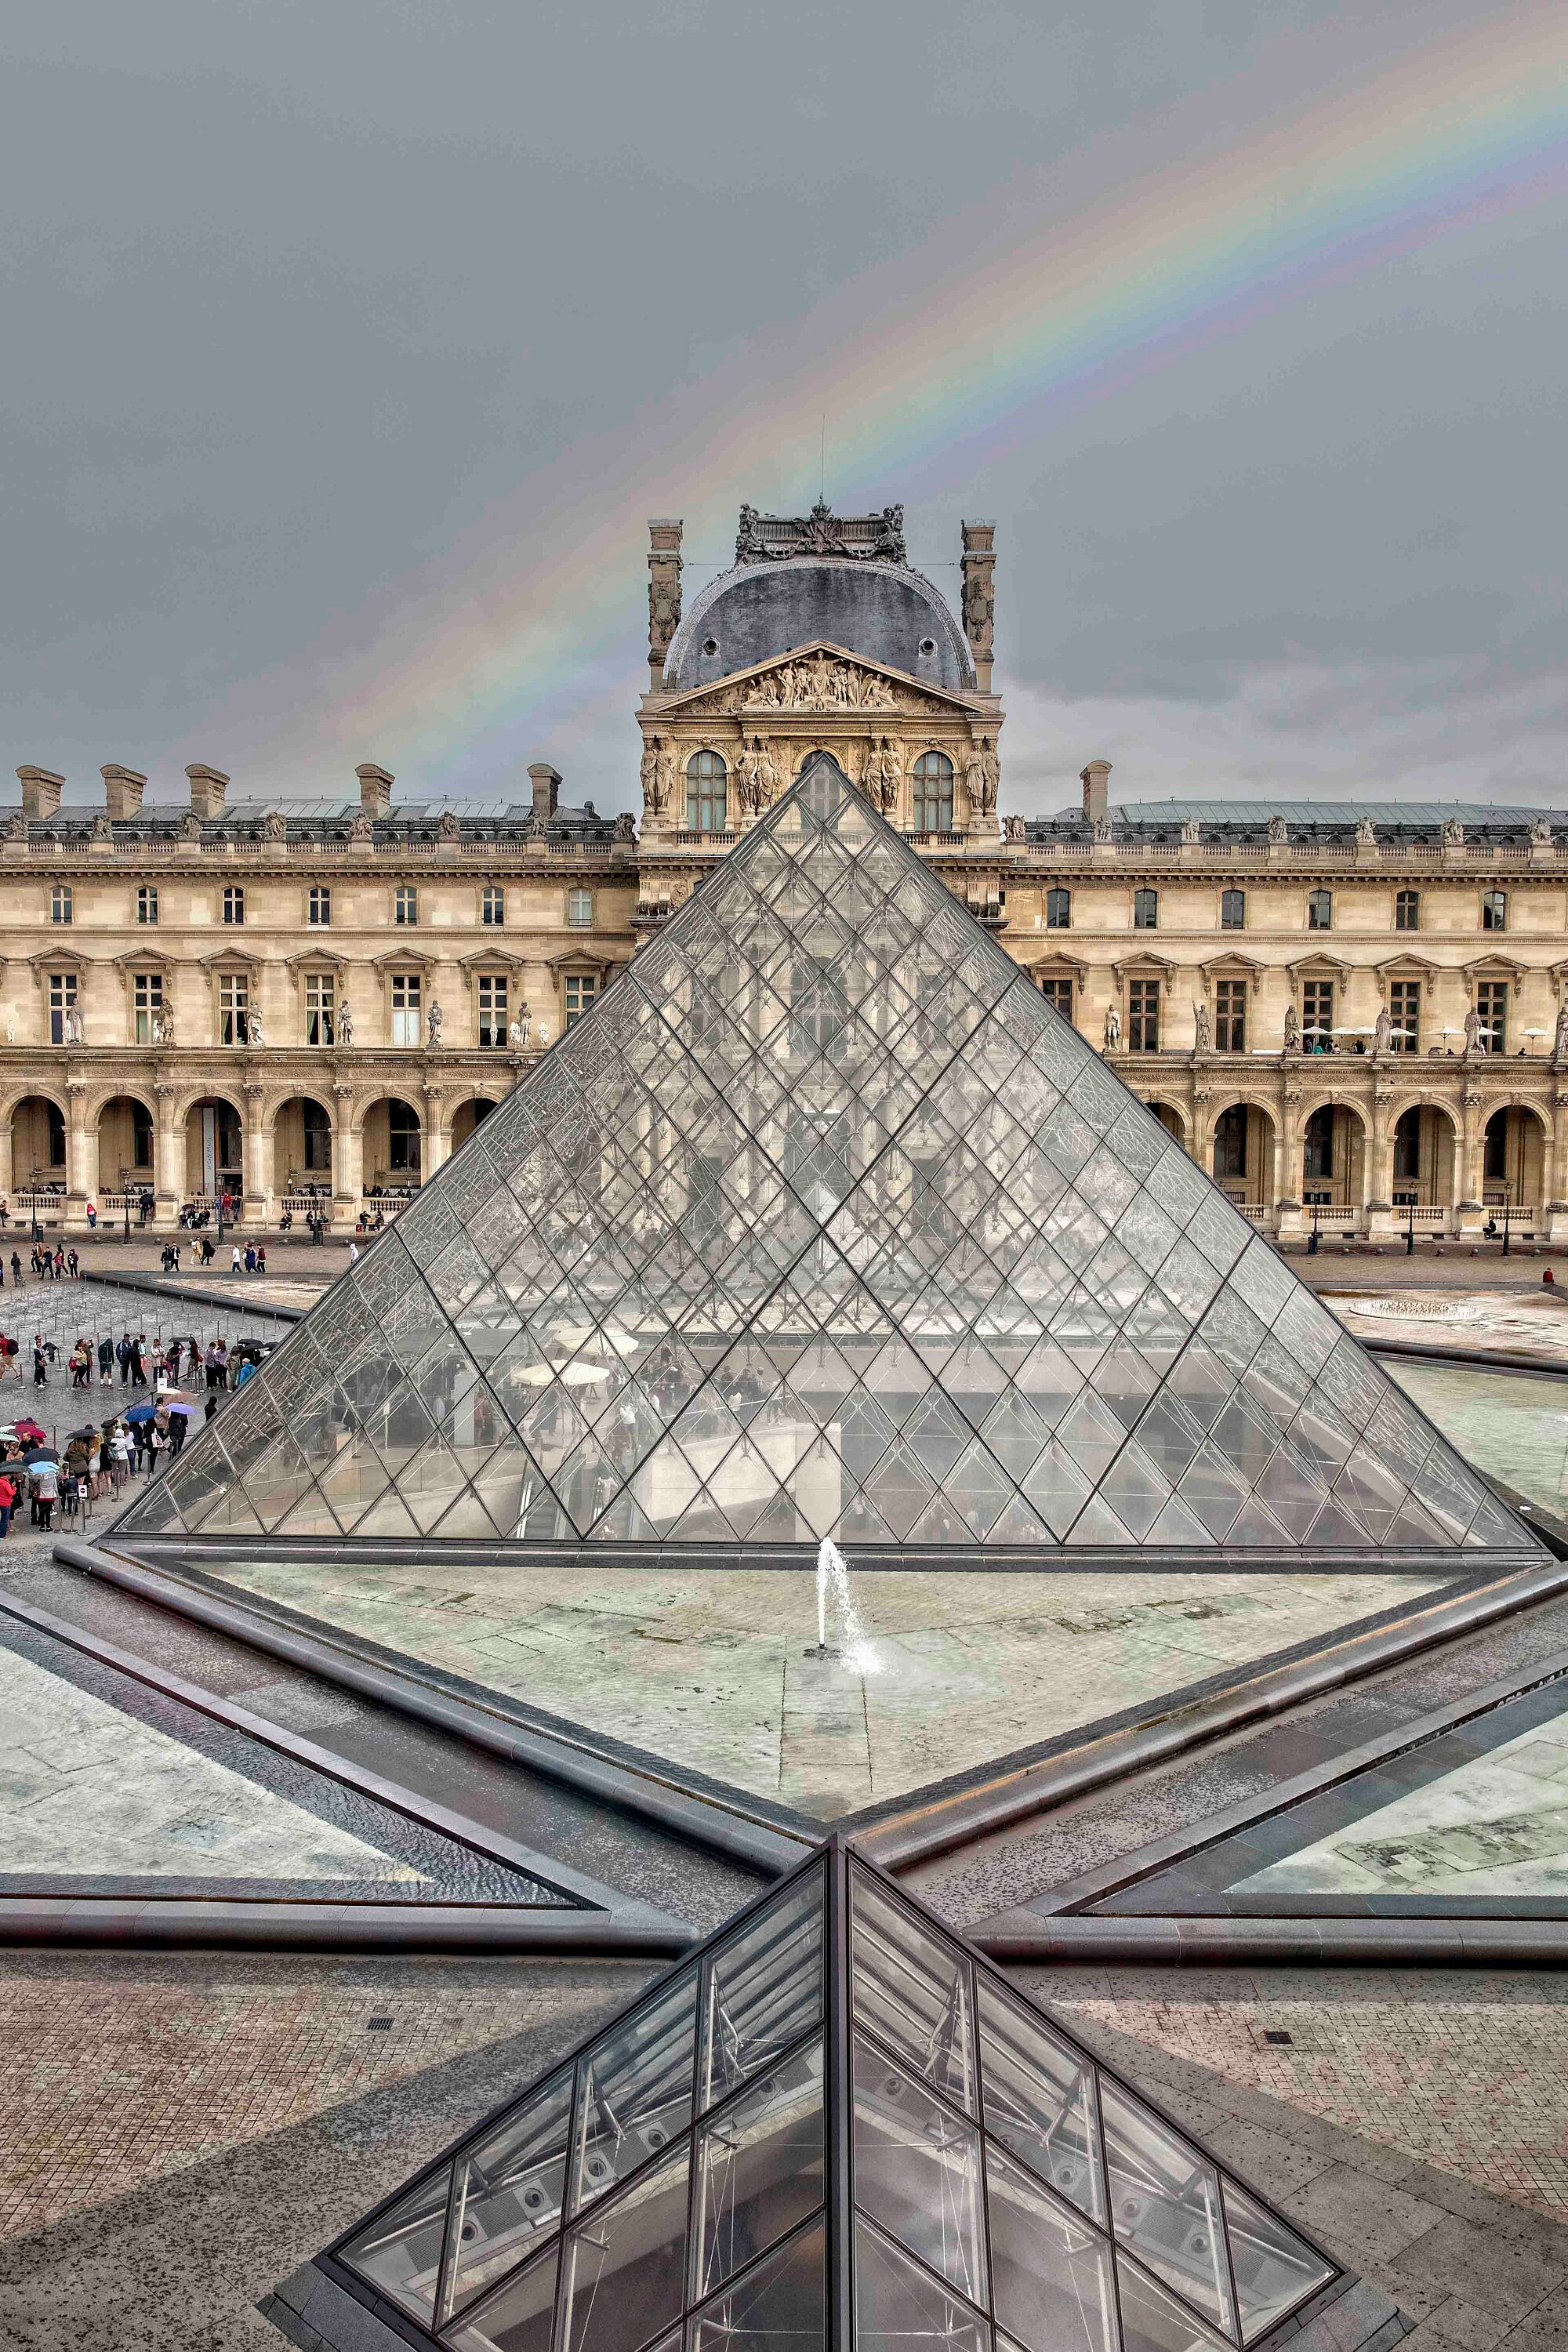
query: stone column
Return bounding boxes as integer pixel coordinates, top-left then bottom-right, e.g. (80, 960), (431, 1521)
(1457, 1086), (1486, 1236)
(243, 1081), (270, 1226)
(0, 1112), (13, 1206)
(333, 1083), (361, 1220)
(421, 1085), (448, 1182)
(154, 1081), (181, 1225)
(1275, 1084), (1304, 1240)
(1365, 1087), (1396, 1238)
(64, 1079), (91, 1226)
(1549, 1087), (1568, 1244)
(1189, 1087), (1214, 1179)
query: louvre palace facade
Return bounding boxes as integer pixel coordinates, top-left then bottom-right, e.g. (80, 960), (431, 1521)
(3, 498), (1565, 1240)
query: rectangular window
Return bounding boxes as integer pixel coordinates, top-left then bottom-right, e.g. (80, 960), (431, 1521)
(1132, 889), (1158, 930)
(1220, 888), (1245, 930)
(1044, 888), (1071, 929)
(1476, 979), (1508, 1055)
(1214, 1105), (1248, 1181)
(390, 971), (422, 1046)
(308, 885), (332, 927)
(223, 885), (245, 925)
(1307, 889), (1333, 931)
(305, 972), (336, 1046)
(1388, 980), (1420, 1054)
(564, 973), (597, 1028)
(477, 974), (509, 1046)
(395, 884), (419, 925)
(48, 971), (77, 1046)
(52, 883), (72, 924)
(1127, 978), (1160, 1051)
(1214, 978), (1247, 1053)
(132, 971), (163, 1045)
(566, 887), (593, 929)
(136, 885), (158, 925)
(218, 972), (249, 1045)
(1395, 890), (1419, 932)
(1482, 890), (1507, 932)
(1038, 975), (1073, 1020)
(482, 885), (506, 927)
(1301, 979), (1334, 1051)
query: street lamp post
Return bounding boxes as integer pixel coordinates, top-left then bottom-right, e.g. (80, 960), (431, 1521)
(1307, 1199), (1321, 1256)
(1405, 1194), (1416, 1257)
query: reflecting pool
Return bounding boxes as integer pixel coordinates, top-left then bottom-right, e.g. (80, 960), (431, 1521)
(1388, 1359), (1568, 1520)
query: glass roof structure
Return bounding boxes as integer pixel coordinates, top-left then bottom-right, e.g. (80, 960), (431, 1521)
(309, 1842), (1339, 2352)
(117, 753), (1534, 1561)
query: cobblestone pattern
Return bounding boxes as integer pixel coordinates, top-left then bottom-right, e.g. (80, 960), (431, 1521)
(0, 1951), (651, 2241)
(1029, 1966), (1568, 2220)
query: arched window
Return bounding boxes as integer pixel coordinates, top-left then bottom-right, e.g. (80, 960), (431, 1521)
(1214, 1105), (1248, 1180)
(1045, 887), (1071, 929)
(1133, 888), (1158, 931)
(302, 1100), (332, 1172)
(912, 752), (954, 832)
(686, 751), (728, 833)
(388, 1100), (421, 1174)
(1303, 1105), (1335, 1180)
(1307, 888), (1333, 931)
(1220, 888), (1245, 930)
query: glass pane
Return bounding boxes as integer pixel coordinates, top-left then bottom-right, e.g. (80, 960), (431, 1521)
(1221, 2180), (1332, 2342)
(696, 2037), (825, 2297)
(1116, 2256), (1233, 2352)
(977, 1980), (1103, 2223)
(1100, 2082), (1233, 2336)
(705, 1868), (826, 2110)
(563, 2142), (690, 2352)
(448, 2244), (559, 2352)
(339, 2162), (452, 2326)
(447, 2072), (574, 2315)
(853, 2033), (986, 2307)
(984, 2143), (1117, 2352)
(851, 1867), (975, 2113)
(693, 2217), (826, 2352)
(575, 1969), (698, 2208)
(855, 2215), (989, 2352)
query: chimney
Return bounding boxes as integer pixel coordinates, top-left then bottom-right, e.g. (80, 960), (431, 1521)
(1080, 760), (1111, 825)
(186, 763), (230, 818)
(356, 762), (394, 816)
(529, 761), (561, 822)
(16, 766), (64, 821)
(960, 521), (996, 692)
(101, 763), (147, 820)
(647, 517), (684, 685)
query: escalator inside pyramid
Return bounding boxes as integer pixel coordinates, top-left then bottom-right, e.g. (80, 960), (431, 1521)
(111, 756), (1544, 1824)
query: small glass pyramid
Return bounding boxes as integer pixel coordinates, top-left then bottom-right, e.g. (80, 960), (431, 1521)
(308, 1841), (1339, 2352)
(121, 755), (1533, 1558)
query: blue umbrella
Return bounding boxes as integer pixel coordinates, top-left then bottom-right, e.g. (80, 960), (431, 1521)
(123, 1401), (157, 1425)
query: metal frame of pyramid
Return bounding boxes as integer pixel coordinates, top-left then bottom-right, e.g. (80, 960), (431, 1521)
(274, 1837), (1352, 2352)
(113, 753), (1541, 1568)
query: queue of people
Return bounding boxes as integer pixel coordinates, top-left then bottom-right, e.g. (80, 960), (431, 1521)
(0, 1403), (185, 1537)
(0, 1246), (81, 1288)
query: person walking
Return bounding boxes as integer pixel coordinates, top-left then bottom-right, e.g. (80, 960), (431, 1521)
(32, 1334), (48, 1386)
(66, 1247), (78, 1279)
(0, 1463), (16, 1540)
(130, 1333), (148, 1388)
(117, 1330), (133, 1385)
(32, 1454), (56, 1530)
(70, 1339), (90, 1388)
(9, 1252), (20, 1289)
(97, 1333), (114, 1385)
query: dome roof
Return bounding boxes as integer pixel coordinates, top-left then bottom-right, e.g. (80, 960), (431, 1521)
(665, 554), (974, 694)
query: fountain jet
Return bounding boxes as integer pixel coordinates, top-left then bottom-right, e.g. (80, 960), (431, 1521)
(806, 1537), (879, 1671)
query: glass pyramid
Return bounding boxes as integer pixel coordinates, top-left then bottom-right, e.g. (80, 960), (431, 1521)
(307, 1841), (1340, 2352)
(120, 755), (1531, 1557)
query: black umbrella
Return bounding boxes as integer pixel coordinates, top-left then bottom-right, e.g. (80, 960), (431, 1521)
(22, 1445), (59, 1465)
(68, 1424), (97, 1442)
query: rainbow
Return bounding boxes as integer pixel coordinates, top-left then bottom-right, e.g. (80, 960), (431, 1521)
(218, 3), (1568, 788)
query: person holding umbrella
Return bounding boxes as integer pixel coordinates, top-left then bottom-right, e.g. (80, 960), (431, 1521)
(28, 1449), (58, 1530)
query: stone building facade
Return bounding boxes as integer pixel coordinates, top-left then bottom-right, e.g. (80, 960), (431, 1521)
(5, 499), (1566, 1239)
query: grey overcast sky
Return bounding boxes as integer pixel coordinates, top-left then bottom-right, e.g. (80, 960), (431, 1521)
(2, 1), (1565, 817)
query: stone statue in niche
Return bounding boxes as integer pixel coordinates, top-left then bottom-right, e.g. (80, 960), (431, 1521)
(153, 1004), (176, 1047)
(1464, 1002), (1486, 1054)
(757, 741), (779, 804)
(1555, 1000), (1568, 1061)
(1192, 1001), (1211, 1053)
(64, 1003), (85, 1048)
(262, 810), (285, 841)
(247, 1008), (265, 1047)
(1283, 1001), (1301, 1051)
(613, 811), (635, 842)
(655, 740), (677, 817)
(1268, 815), (1288, 844)
(875, 737), (902, 817)
(1091, 814), (1112, 844)
(1181, 818), (1200, 845)
(1443, 818), (1466, 848)
(964, 743), (987, 815)
(735, 739), (766, 816)
(1532, 818), (1554, 848)
(1373, 1004), (1392, 1053)
(1356, 818), (1377, 848)
(1103, 1001), (1122, 1051)
(349, 808), (373, 842)
(427, 999), (444, 1047)
(337, 1001), (354, 1047)
(1004, 813), (1025, 841)
(509, 1007), (532, 1049)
